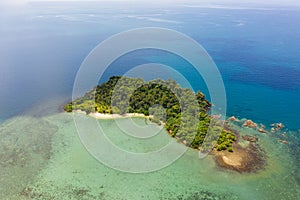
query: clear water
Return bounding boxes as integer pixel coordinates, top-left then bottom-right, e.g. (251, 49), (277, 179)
(0, 111), (299, 199)
(1, 2), (300, 199)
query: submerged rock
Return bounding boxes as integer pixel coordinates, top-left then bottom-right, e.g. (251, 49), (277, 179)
(242, 135), (258, 143)
(279, 140), (289, 144)
(271, 127), (276, 133)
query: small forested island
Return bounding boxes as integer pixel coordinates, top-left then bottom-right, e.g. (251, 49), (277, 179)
(65, 76), (236, 151)
(65, 76), (266, 172)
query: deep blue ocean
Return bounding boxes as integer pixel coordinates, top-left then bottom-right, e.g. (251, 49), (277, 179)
(1, 2), (300, 131)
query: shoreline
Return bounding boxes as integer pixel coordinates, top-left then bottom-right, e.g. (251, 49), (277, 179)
(71, 110), (269, 173)
(73, 110), (153, 120)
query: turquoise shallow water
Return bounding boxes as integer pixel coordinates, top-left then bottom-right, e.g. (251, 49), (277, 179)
(0, 101), (299, 199)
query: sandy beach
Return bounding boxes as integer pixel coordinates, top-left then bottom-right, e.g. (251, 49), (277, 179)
(214, 143), (266, 173)
(73, 110), (151, 120)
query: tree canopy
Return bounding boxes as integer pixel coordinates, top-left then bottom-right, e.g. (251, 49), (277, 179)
(65, 76), (236, 151)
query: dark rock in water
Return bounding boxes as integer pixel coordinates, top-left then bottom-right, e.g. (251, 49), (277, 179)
(276, 123), (284, 130)
(242, 135), (258, 143)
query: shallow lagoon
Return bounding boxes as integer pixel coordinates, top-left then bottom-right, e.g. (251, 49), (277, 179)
(0, 102), (299, 199)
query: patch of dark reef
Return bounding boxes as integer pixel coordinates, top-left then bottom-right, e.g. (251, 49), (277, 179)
(214, 143), (266, 173)
(175, 190), (238, 200)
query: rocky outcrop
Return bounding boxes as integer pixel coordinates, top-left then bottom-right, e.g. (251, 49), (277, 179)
(243, 120), (257, 128)
(271, 122), (285, 131)
(228, 116), (239, 122)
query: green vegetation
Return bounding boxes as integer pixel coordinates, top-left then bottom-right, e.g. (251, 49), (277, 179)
(65, 76), (236, 151)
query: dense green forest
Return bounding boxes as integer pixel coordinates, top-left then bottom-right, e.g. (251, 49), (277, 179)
(65, 76), (236, 152)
